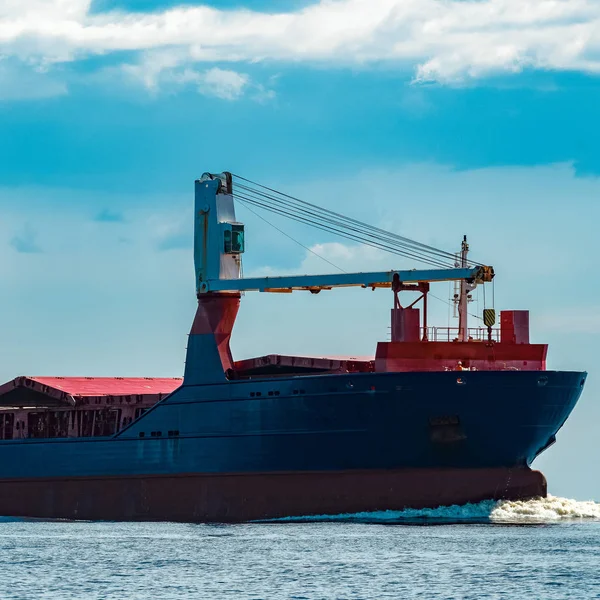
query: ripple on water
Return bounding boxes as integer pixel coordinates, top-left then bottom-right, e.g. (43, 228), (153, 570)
(0, 497), (598, 599)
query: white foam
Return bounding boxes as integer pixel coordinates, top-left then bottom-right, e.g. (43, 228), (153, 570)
(264, 495), (600, 524)
(490, 495), (600, 523)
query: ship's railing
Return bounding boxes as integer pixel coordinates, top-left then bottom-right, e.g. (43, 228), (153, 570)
(422, 327), (500, 343)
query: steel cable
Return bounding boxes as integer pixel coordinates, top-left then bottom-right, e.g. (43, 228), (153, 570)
(234, 184), (455, 267)
(233, 192), (453, 268)
(232, 174), (481, 267)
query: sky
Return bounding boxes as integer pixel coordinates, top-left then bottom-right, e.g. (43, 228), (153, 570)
(1, 0), (600, 499)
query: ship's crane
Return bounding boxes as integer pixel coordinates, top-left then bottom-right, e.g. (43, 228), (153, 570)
(194, 171), (494, 300)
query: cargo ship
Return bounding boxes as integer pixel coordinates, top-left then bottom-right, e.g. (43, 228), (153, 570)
(0, 172), (586, 522)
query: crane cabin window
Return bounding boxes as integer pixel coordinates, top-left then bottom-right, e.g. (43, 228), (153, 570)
(223, 224), (245, 254)
(231, 225), (245, 253)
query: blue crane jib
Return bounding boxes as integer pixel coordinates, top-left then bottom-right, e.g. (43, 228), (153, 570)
(194, 172), (494, 295)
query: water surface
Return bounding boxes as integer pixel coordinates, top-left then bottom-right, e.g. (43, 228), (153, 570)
(1, 496), (599, 599)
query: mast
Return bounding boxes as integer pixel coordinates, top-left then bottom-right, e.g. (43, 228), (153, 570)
(457, 235), (476, 342)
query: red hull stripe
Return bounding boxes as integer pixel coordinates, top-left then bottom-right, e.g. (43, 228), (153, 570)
(0, 468), (546, 522)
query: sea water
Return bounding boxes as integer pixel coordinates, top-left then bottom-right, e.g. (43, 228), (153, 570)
(0, 496), (599, 599)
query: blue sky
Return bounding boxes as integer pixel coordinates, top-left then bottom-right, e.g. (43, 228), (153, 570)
(2, 0), (600, 499)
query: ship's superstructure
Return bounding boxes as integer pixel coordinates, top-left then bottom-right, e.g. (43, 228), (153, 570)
(0, 171), (586, 522)
(187, 172), (541, 380)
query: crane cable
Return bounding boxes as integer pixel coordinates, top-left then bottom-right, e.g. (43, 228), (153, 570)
(232, 179), (456, 267)
(232, 189), (454, 268)
(236, 199), (346, 273)
(233, 174), (463, 262)
(232, 175), (487, 321)
(233, 185), (454, 268)
(233, 191), (452, 269)
(232, 173), (484, 269)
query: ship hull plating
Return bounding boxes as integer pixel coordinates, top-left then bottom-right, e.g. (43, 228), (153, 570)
(0, 370), (585, 521)
(0, 468), (545, 522)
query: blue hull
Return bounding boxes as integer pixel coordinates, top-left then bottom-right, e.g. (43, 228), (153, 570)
(0, 370), (585, 479)
(0, 369), (584, 520)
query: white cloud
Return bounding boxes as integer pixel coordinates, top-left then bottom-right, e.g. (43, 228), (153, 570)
(0, 0), (599, 95)
(247, 241), (390, 278)
(0, 58), (67, 100)
(119, 49), (252, 99)
(186, 67), (249, 100)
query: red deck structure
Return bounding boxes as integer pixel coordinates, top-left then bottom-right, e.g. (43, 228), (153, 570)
(19, 377), (183, 398)
(0, 377), (182, 440)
